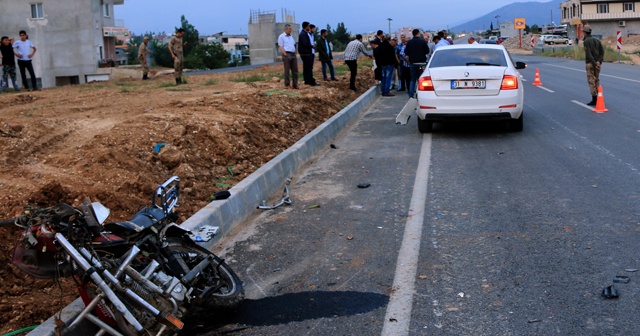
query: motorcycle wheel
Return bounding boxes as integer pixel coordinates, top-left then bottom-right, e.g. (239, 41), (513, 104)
(165, 238), (245, 308)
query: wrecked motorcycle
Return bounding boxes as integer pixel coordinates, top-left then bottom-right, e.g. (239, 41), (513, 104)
(7, 176), (243, 335)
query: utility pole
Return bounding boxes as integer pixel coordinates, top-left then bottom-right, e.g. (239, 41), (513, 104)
(387, 18), (392, 36)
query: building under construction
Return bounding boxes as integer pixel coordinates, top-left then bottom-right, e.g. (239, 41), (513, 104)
(248, 9), (299, 65)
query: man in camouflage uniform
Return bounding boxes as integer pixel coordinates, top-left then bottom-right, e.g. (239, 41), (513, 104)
(169, 28), (186, 85)
(138, 36), (149, 80)
(583, 25), (604, 106)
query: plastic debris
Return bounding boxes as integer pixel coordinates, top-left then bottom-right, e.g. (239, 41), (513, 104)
(602, 285), (619, 299)
(357, 183), (370, 188)
(528, 319), (541, 323)
(625, 268), (638, 272)
(153, 142), (166, 153)
(347, 236), (354, 240)
(308, 205), (321, 209)
(330, 144), (339, 149)
(209, 190), (231, 201)
(258, 178), (292, 210)
(613, 276), (630, 283)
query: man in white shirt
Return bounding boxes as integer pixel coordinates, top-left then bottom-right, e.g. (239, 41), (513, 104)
(13, 30), (38, 90)
(277, 24), (298, 89)
(467, 36), (479, 44)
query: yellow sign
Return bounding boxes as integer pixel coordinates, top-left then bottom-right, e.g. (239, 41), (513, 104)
(514, 18), (526, 30)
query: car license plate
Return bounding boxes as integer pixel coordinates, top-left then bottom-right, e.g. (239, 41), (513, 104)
(451, 80), (486, 89)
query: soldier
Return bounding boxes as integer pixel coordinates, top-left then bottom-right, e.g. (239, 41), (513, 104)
(169, 28), (186, 85)
(138, 36), (150, 80)
(582, 25), (604, 106)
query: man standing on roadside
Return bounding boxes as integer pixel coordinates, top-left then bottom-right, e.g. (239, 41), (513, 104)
(398, 34), (410, 92)
(317, 29), (336, 81)
(0, 36), (20, 92)
(378, 34), (397, 97)
(583, 25), (604, 106)
(343, 34), (372, 92)
(467, 36), (479, 44)
(277, 24), (298, 89)
(298, 22), (319, 86)
(13, 30), (38, 91)
(404, 29), (429, 98)
(169, 28), (186, 85)
(138, 36), (150, 80)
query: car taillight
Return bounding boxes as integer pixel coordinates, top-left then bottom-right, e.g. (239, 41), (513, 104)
(418, 76), (434, 91)
(501, 75), (518, 90)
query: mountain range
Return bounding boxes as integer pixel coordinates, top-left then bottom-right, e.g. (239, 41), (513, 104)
(450, 0), (565, 33)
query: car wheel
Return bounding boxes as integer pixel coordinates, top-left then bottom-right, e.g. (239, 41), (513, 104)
(417, 117), (433, 133)
(510, 113), (523, 132)
(565, 40), (569, 44)
(549, 41), (555, 45)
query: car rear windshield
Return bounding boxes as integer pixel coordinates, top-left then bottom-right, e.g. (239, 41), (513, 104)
(429, 49), (508, 68)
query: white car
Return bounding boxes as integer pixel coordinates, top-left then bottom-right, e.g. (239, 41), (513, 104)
(415, 44), (526, 133)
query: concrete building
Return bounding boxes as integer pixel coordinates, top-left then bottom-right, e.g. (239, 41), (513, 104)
(0, 0), (125, 88)
(248, 9), (298, 65)
(561, 0), (640, 39)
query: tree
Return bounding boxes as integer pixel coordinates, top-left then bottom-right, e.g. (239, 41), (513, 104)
(176, 15), (199, 57)
(185, 43), (230, 70)
(490, 22), (494, 31)
(530, 24), (540, 34)
(333, 22), (351, 45)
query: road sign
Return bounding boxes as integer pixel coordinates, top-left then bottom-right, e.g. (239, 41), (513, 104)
(530, 35), (535, 48)
(514, 18), (526, 30)
(617, 31), (623, 50)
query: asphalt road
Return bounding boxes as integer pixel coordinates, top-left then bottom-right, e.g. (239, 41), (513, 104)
(191, 55), (640, 336)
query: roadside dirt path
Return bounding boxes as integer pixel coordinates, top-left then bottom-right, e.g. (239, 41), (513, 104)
(0, 60), (374, 333)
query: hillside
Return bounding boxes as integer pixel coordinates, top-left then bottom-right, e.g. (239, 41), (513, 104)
(451, 0), (564, 33)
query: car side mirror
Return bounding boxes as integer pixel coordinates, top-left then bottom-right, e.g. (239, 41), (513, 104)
(515, 61), (527, 70)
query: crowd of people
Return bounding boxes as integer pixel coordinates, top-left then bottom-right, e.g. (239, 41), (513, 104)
(0, 30), (39, 92)
(277, 24), (469, 98)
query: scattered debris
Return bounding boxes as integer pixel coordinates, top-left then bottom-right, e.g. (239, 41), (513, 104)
(457, 292), (465, 298)
(357, 183), (371, 188)
(625, 268), (638, 272)
(613, 276), (630, 284)
(602, 285), (619, 299)
(308, 205), (321, 209)
(209, 190), (231, 201)
(528, 319), (542, 323)
(153, 142), (166, 153)
(188, 225), (220, 243)
(330, 144), (339, 149)
(258, 178), (292, 210)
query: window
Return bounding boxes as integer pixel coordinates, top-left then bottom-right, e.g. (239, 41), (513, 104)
(30, 3), (43, 19)
(597, 3), (609, 13)
(624, 2), (635, 12)
(103, 1), (110, 17)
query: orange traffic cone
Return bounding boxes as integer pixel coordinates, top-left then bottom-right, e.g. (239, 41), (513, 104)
(592, 85), (608, 113)
(533, 68), (542, 86)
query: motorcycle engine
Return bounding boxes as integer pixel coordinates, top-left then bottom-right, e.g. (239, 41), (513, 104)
(149, 270), (187, 302)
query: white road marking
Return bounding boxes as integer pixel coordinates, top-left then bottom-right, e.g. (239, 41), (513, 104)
(571, 100), (594, 110)
(535, 86), (555, 93)
(545, 63), (640, 83)
(381, 134), (432, 336)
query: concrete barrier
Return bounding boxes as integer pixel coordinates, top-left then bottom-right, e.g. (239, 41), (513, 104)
(28, 85), (379, 336)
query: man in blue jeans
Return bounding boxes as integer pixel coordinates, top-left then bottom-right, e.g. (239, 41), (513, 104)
(13, 30), (38, 91)
(377, 34), (397, 97)
(403, 29), (429, 98)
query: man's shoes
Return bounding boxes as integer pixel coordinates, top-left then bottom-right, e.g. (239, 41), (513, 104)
(350, 87), (358, 92)
(391, 84), (396, 90)
(398, 88), (406, 91)
(382, 93), (395, 97)
(323, 78), (329, 81)
(292, 86), (299, 89)
(586, 95), (597, 106)
(331, 78), (338, 81)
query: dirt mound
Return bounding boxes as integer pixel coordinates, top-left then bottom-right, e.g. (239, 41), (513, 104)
(0, 60), (375, 333)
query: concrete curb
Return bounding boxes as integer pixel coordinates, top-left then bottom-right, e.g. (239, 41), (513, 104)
(28, 85), (379, 336)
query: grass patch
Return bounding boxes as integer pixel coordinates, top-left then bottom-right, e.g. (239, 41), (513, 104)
(333, 64), (349, 76)
(120, 88), (130, 93)
(203, 79), (218, 86)
(166, 87), (192, 92)
(539, 45), (630, 63)
(157, 82), (176, 88)
(115, 82), (137, 87)
(359, 58), (374, 68)
(230, 74), (266, 82)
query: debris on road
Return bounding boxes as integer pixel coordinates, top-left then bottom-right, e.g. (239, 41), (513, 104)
(330, 144), (339, 149)
(602, 285), (619, 299)
(613, 276), (630, 283)
(357, 183), (371, 188)
(258, 178), (292, 210)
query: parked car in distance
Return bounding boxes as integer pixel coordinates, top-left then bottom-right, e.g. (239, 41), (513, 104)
(544, 35), (570, 45)
(479, 39), (497, 44)
(415, 44), (526, 133)
(497, 36), (509, 44)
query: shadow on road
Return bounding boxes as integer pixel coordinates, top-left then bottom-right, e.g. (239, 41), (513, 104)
(182, 290), (388, 334)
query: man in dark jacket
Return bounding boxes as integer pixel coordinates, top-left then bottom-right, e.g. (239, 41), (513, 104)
(298, 22), (319, 86)
(377, 34), (398, 96)
(583, 25), (604, 106)
(317, 29), (336, 81)
(404, 29), (430, 98)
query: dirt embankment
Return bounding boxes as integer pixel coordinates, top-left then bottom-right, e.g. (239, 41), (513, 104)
(0, 60), (375, 334)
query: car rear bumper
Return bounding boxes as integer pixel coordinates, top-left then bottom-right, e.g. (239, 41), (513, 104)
(416, 95), (523, 120)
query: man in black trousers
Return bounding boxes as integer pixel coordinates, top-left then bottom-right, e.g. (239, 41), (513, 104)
(298, 21), (319, 86)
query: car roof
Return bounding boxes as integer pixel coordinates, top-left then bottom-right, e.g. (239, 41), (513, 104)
(435, 44), (506, 50)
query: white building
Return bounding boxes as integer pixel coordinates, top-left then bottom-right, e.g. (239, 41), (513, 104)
(0, 0), (126, 88)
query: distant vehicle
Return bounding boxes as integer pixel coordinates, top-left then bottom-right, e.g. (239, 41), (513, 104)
(479, 39), (498, 44)
(539, 34), (554, 43)
(544, 35), (570, 45)
(497, 36), (510, 44)
(488, 36), (498, 41)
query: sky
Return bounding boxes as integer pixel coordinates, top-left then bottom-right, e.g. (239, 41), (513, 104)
(115, 0), (553, 36)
